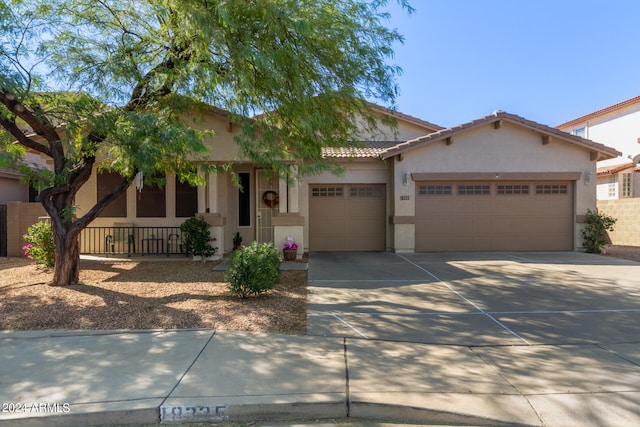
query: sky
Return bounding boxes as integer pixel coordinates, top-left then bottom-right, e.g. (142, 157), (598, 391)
(384, 0), (640, 128)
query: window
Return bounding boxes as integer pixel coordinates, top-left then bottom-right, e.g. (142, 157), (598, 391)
(536, 184), (568, 195)
(418, 185), (452, 195)
(238, 172), (251, 227)
(28, 184), (39, 202)
(622, 173), (632, 198)
(311, 186), (344, 197)
(350, 186), (383, 198)
(175, 177), (198, 217)
(458, 184), (490, 195)
(97, 171), (127, 217)
(136, 175), (166, 217)
(573, 127), (586, 138)
(607, 176), (617, 198)
(497, 184), (529, 195)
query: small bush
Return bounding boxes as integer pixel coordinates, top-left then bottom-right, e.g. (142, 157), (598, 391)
(180, 215), (216, 258)
(23, 220), (55, 268)
(225, 241), (280, 298)
(581, 209), (616, 253)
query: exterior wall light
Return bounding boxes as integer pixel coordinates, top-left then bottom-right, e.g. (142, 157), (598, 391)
(402, 172), (411, 186)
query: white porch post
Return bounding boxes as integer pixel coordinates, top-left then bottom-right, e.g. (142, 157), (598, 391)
(197, 172), (207, 213)
(208, 172), (218, 213)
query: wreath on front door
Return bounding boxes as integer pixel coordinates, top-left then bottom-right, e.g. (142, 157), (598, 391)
(262, 190), (279, 208)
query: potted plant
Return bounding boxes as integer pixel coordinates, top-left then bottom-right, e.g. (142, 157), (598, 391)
(180, 215), (216, 261)
(233, 231), (243, 251)
(282, 237), (298, 261)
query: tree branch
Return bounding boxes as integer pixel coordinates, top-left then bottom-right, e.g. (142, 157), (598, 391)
(0, 88), (60, 143)
(0, 114), (52, 156)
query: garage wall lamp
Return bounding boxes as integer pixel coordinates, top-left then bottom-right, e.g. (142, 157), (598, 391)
(402, 172), (411, 186)
(584, 170), (593, 185)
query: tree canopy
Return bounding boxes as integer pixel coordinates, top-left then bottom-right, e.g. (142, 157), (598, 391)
(0, 0), (411, 285)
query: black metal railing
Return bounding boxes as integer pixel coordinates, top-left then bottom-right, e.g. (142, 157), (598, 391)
(80, 226), (185, 257)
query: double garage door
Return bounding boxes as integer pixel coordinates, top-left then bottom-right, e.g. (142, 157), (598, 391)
(415, 181), (574, 251)
(308, 181), (574, 252)
(309, 184), (386, 251)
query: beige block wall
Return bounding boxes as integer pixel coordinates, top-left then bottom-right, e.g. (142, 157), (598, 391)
(597, 199), (640, 246)
(6, 202), (47, 257)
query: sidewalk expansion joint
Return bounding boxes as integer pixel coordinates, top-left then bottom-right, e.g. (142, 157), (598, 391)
(343, 337), (351, 417)
(159, 330), (217, 407)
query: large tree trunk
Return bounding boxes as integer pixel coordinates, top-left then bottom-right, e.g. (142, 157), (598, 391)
(50, 226), (81, 286)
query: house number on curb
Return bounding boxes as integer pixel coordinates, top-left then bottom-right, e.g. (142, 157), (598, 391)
(160, 404), (229, 423)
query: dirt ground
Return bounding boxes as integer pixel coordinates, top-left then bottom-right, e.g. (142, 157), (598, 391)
(602, 244), (640, 263)
(0, 257), (307, 334)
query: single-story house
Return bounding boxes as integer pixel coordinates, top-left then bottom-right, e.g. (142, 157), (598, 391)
(74, 106), (620, 256)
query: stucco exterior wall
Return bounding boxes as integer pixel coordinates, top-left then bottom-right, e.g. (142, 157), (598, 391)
(597, 199), (640, 246)
(389, 122), (598, 251)
(558, 103), (640, 168)
(0, 175), (28, 204)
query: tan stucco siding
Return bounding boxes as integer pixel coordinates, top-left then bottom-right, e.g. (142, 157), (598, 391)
(390, 122), (597, 251)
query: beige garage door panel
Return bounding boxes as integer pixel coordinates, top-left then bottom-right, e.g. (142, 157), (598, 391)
(309, 184), (386, 251)
(416, 181), (573, 251)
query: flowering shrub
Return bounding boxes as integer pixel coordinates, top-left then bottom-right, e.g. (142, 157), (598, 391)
(282, 238), (298, 251)
(23, 220), (55, 268)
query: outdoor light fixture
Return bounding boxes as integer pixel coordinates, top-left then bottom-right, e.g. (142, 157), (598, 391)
(402, 172), (411, 186)
(584, 170), (593, 185)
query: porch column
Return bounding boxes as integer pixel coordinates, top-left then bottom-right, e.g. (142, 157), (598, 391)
(278, 174), (288, 214)
(197, 172), (207, 213)
(208, 172), (218, 213)
(289, 165), (300, 213)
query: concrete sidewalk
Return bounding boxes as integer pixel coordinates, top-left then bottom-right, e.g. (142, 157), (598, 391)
(2, 329), (640, 427)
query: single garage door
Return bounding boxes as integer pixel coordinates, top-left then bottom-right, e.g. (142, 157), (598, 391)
(309, 184), (386, 251)
(415, 181), (573, 251)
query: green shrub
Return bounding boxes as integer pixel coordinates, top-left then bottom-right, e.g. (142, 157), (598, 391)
(180, 215), (216, 258)
(23, 220), (55, 268)
(225, 241), (280, 298)
(581, 209), (616, 253)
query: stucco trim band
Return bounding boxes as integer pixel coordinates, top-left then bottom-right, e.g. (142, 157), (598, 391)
(411, 172), (582, 182)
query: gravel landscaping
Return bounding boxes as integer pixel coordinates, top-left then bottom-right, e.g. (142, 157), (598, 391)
(0, 257), (307, 334)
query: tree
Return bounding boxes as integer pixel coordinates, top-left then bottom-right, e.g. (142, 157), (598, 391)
(0, 0), (411, 286)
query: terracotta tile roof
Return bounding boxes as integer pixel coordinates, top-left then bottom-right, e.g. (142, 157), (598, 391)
(381, 111), (621, 161)
(322, 141), (402, 158)
(367, 103), (444, 132)
(596, 162), (636, 176)
(556, 95), (640, 129)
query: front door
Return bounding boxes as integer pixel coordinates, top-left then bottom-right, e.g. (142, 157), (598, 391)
(256, 169), (278, 244)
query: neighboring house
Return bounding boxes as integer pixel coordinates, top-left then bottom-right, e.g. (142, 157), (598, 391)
(557, 95), (640, 171)
(74, 107), (619, 255)
(596, 162), (640, 200)
(0, 153), (46, 204)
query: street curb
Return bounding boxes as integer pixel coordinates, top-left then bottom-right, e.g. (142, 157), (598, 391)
(0, 400), (533, 427)
(0, 408), (158, 427)
(350, 402), (529, 427)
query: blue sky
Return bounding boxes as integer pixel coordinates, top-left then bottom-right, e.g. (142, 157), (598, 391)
(385, 1), (640, 128)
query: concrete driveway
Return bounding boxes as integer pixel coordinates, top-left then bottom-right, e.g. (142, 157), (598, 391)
(307, 251), (640, 345)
